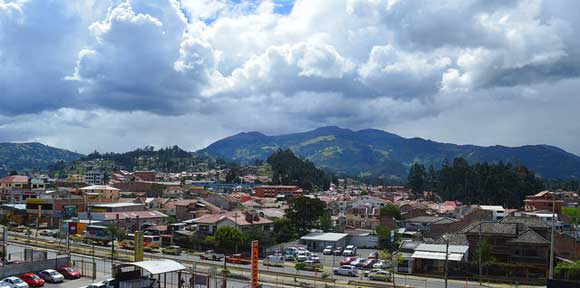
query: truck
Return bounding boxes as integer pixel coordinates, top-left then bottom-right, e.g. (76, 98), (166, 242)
(226, 254), (251, 265)
(200, 250), (225, 261)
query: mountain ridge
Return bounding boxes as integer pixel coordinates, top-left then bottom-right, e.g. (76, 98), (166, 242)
(0, 142), (84, 176)
(197, 126), (580, 179)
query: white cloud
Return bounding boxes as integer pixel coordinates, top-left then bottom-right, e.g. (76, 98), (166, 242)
(1, 0), (580, 155)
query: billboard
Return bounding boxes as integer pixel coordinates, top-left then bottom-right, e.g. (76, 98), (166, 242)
(251, 240), (259, 288)
(62, 205), (78, 220)
(134, 232), (144, 261)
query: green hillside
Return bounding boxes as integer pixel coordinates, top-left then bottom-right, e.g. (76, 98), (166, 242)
(197, 126), (580, 179)
(0, 142), (84, 176)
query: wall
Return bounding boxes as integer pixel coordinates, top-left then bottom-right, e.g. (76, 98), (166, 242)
(0, 256), (70, 278)
(348, 234), (378, 249)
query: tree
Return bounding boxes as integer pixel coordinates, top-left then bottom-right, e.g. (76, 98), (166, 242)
(407, 163), (426, 196)
(273, 218), (295, 243)
(318, 213), (333, 232)
(225, 166), (241, 183)
(379, 203), (401, 220)
(209, 226), (245, 253)
(268, 149), (330, 190)
(285, 196), (328, 236)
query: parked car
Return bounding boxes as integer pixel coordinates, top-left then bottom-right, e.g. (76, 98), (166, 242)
(37, 270), (64, 283)
(333, 265), (358, 277)
(263, 255), (284, 267)
(339, 257), (356, 265)
(368, 251), (378, 259)
(39, 230), (56, 237)
(363, 268), (383, 277)
(85, 278), (115, 288)
(308, 254), (321, 263)
(300, 260), (323, 272)
(58, 266), (81, 279)
(295, 251), (311, 262)
(350, 257), (367, 268)
(373, 260), (390, 269)
(368, 270), (391, 281)
(362, 259), (378, 269)
(200, 250), (224, 261)
(19, 274), (44, 288)
(0, 284), (9, 288)
(322, 245), (333, 255)
(162, 245), (182, 256)
(0, 277), (29, 288)
(283, 251), (295, 261)
(332, 247), (343, 256)
(343, 245), (357, 256)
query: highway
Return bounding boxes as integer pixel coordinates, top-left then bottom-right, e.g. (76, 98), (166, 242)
(6, 231), (543, 288)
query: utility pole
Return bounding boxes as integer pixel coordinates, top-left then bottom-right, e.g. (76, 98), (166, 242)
(478, 223), (482, 284)
(444, 237), (449, 288)
(549, 192), (556, 279)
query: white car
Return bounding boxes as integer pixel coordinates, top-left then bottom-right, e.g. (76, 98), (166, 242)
(0, 283), (10, 288)
(343, 245), (357, 256)
(333, 265), (358, 277)
(38, 269), (64, 283)
(373, 260), (390, 269)
(0, 277), (28, 288)
(322, 245), (333, 255)
(86, 278), (115, 288)
(308, 254), (321, 263)
(296, 251), (311, 262)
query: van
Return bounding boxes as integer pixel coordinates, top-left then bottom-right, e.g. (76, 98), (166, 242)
(263, 255), (284, 267)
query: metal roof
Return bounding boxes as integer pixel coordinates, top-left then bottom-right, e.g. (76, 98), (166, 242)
(415, 243), (469, 254)
(411, 251), (464, 262)
(300, 232), (348, 242)
(119, 260), (186, 275)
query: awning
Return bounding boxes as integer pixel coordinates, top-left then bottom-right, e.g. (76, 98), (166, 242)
(118, 260), (186, 275)
(411, 251), (464, 262)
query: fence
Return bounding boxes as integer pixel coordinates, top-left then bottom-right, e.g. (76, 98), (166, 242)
(0, 255), (70, 278)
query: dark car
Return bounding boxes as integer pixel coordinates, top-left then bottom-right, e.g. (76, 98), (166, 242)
(362, 258), (378, 269)
(332, 247), (343, 256)
(57, 266), (81, 279)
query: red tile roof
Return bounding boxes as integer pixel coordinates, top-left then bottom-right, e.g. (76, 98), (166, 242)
(0, 175), (29, 184)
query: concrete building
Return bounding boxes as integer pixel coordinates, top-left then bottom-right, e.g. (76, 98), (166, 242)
(84, 171), (104, 185)
(190, 210), (273, 235)
(300, 232), (348, 252)
(79, 185), (120, 201)
(253, 185), (303, 198)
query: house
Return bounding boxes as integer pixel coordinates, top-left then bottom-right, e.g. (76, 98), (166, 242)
(174, 199), (219, 221)
(0, 175), (29, 200)
(411, 243), (469, 275)
(464, 221), (549, 278)
(253, 185), (303, 198)
(84, 171), (104, 185)
(345, 204), (381, 230)
(403, 216), (459, 234)
(191, 210), (273, 235)
(524, 191), (564, 213)
(79, 185), (120, 201)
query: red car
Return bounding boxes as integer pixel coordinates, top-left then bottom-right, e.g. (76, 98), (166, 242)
(20, 273), (45, 287)
(57, 266), (81, 279)
(339, 257), (356, 265)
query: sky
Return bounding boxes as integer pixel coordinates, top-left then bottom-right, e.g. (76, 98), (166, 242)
(1, 0), (580, 155)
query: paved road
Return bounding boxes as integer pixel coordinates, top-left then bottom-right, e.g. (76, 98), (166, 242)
(7, 231), (544, 288)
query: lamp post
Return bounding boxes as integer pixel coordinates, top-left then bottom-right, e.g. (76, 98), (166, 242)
(442, 235), (449, 288)
(549, 192), (556, 279)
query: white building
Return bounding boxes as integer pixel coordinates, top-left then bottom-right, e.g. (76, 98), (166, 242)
(84, 171), (104, 185)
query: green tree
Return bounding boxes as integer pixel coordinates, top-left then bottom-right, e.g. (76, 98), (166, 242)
(209, 226), (245, 253)
(318, 213), (333, 232)
(379, 203), (401, 220)
(407, 163), (426, 196)
(268, 149), (330, 190)
(225, 166), (241, 183)
(285, 196), (328, 236)
(273, 218), (296, 243)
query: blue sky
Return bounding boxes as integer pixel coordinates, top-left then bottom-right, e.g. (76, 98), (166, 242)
(1, 0), (580, 155)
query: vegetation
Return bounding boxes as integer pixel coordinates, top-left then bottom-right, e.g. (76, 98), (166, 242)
(555, 260), (580, 281)
(268, 149), (331, 191)
(408, 157), (545, 208)
(207, 226), (246, 253)
(285, 196), (329, 237)
(379, 203), (401, 220)
(0, 142), (83, 177)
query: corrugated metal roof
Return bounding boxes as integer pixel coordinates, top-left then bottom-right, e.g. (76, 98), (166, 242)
(300, 232), (348, 242)
(411, 251), (464, 262)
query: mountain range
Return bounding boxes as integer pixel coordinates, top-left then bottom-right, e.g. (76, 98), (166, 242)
(197, 126), (580, 179)
(0, 142), (84, 176)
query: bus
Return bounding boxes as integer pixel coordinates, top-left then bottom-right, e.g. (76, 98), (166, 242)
(120, 234), (161, 251)
(82, 225), (111, 246)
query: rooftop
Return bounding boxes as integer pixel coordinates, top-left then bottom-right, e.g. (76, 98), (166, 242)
(90, 203), (144, 208)
(80, 185), (120, 191)
(0, 175), (29, 183)
(300, 232), (348, 242)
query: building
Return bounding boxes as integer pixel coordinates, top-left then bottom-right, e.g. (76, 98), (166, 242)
(0, 175), (29, 199)
(300, 232), (348, 252)
(345, 205), (381, 230)
(190, 210), (273, 235)
(253, 185), (303, 198)
(79, 210), (169, 231)
(133, 171), (156, 182)
(66, 174), (85, 183)
(173, 199), (219, 221)
(89, 202), (145, 213)
(84, 171), (105, 185)
(79, 185), (120, 201)
(524, 191), (564, 213)
(411, 243), (469, 274)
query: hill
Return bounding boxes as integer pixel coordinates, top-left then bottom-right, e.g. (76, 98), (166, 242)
(197, 126), (580, 179)
(0, 142), (84, 176)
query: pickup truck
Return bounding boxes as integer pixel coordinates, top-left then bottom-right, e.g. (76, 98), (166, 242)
(200, 250), (225, 261)
(226, 254), (251, 265)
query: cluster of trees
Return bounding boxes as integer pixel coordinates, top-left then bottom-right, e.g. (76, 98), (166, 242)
(407, 158), (545, 208)
(82, 145), (198, 172)
(267, 149), (331, 191)
(376, 204), (401, 250)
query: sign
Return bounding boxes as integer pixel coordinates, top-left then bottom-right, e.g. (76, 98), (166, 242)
(134, 232), (144, 261)
(251, 240), (259, 288)
(62, 205), (78, 220)
(26, 199), (45, 204)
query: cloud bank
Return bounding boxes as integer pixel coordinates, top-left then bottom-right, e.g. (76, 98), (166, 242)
(1, 0), (580, 154)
